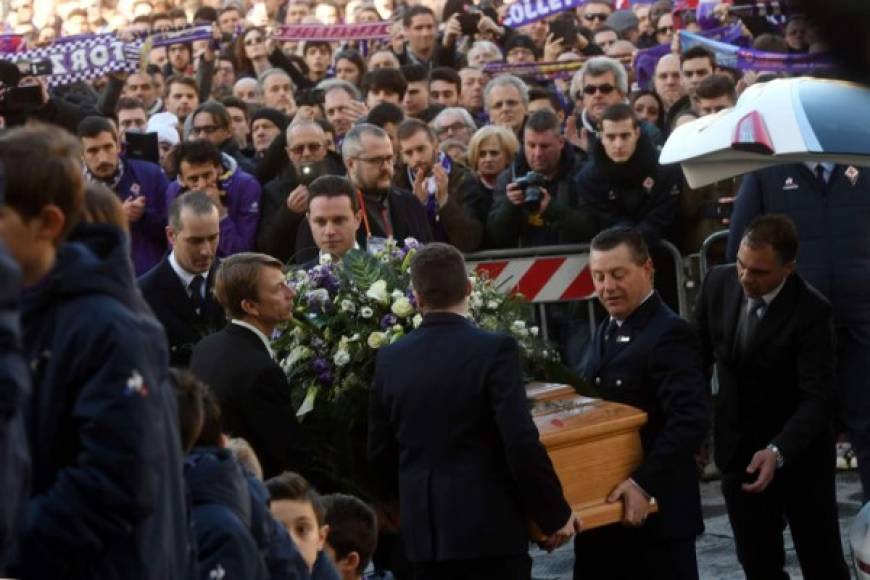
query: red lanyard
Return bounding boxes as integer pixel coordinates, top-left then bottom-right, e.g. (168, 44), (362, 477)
(356, 190), (393, 239)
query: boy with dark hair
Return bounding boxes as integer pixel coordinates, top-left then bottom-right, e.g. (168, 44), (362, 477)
(267, 472), (340, 579)
(322, 494), (393, 580)
(362, 68), (408, 109)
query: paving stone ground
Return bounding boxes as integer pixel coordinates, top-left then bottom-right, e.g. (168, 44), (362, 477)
(531, 472), (864, 579)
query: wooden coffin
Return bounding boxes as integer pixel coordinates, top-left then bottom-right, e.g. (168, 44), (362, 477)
(526, 383), (657, 531)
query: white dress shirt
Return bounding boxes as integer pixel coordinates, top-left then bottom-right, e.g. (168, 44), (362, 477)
(230, 319), (275, 359)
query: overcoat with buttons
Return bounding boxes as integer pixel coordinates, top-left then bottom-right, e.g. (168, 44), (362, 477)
(585, 291), (709, 539)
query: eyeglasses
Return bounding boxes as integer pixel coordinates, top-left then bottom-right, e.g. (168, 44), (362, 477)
(354, 155), (393, 167)
(435, 122), (470, 136)
(192, 125), (219, 135)
(657, 26), (674, 35)
(245, 36), (264, 46)
(583, 13), (609, 22)
(290, 142), (324, 155)
(583, 83), (616, 96)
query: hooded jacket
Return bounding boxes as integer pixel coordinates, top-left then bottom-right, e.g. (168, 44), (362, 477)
(12, 224), (190, 580)
(115, 158), (170, 276)
(186, 448), (266, 580)
(0, 246), (29, 573)
(166, 152), (262, 257)
(575, 131), (680, 242)
(487, 141), (595, 248)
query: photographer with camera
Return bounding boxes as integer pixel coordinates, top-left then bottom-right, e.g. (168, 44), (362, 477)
(487, 109), (595, 249)
(257, 120), (346, 263)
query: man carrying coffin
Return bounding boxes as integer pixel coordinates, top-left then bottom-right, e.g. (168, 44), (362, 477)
(368, 242), (579, 580)
(574, 226), (708, 580)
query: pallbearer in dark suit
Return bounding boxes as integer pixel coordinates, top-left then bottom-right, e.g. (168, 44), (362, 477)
(139, 191), (225, 367)
(696, 215), (849, 580)
(190, 252), (309, 480)
(574, 227), (709, 580)
(368, 243), (579, 580)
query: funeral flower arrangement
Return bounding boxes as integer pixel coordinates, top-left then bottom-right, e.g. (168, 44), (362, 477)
(271, 238), (575, 494)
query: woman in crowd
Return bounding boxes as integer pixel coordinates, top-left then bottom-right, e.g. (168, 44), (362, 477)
(333, 49), (367, 88)
(631, 90), (666, 133)
(467, 125), (519, 235)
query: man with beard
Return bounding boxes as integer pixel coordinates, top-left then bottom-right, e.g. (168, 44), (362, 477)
(77, 116), (169, 275)
(294, 124), (431, 265)
(393, 118), (483, 252)
(165, 76), (200, 124)
(576, 104), (678, 242)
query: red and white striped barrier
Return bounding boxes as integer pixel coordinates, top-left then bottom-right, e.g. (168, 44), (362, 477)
(469, 254), (595, 303)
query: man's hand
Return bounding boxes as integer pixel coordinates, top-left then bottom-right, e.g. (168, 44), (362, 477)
(506, 182), (525, 206)
(608, 479), (652, 527)
(342, 100), (369, 125)
(412, 168), (429, 206)
(444, 14), (462, 46)
(203, 187), (229, 219)
(544, 33), (565, 62)
(431, 164), (449, 208)
(565, 116), (588, 152)
(286, 185), (309, 214)
(123, 195), (146, 223)
(742, 448), (777, 493)
(538, 512), (582, 552)
(477, 14), (505, 39)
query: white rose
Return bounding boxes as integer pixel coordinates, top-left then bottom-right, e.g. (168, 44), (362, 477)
(511, 320), (526, 331)
(412, 314), (423, 328)
(391, 289), (405, 300)
(530, 326), (539, 337)
(285, 345), (313, 368)
(319, 253), (333, 265)
(360, 306), (374, 319)
(367, 332), (387, 349)
(308, 288), (329, 303)
(294, 270), (309, 283)
(333, 350), (350, 367)
(340, 299), (356, 313)
(390, 297), (414, 318)
(366, 280), (389, 305)
(486, 299), (500, 310)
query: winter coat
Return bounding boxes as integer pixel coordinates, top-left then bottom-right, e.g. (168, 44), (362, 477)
(117, 158), (170, 276)
(12, 224), (191, 580)
(487, 142), (594, 248)
(575, 131), (680, 243)
(0, 245), (29, 572)
(166, 153), (262, 257)
(186, 448), (267, 580)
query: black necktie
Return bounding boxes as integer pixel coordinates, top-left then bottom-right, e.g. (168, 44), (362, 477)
(189, 275), (205, 317)
(739, 298), (765, 352)
(815, 164), (827, 189)
(604, 318), (620, 355)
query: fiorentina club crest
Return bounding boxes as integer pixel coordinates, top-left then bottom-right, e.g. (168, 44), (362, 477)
(642, 177), (655, 192)
(846, 166), (860, 186)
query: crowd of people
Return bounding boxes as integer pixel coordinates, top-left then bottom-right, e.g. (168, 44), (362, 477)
(0, 0), (867, 578)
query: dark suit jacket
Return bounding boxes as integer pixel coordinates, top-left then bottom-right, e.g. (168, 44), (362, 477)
(585, 292), (708, 540)
(138, 256), (225, 367)
(294, 187), (432, 266)
(189, 323), (308, 480)
(368, 312), (570, 562)
(696, 266), (836, 473)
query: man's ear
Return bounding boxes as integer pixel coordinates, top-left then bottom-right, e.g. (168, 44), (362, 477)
(240, 298), (258, 319)
(317, 524), (329, 551)
(337, 551), (361, 578)
(166, 225), (176, 247)
(37, 204), (67, 244)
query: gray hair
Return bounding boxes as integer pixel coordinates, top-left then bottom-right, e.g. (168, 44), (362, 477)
(169, 190), (219, 232)
(341, 122), (388, 161)
(286, 119), (325, 142)
(431, 107), (476, 131)
(483, 74), (529, 110)
(258, 67), (293, 89)
(233, 77), (261, 97)
(467, 40), (503, 65)
(570, 56), (629, 101)
(317, 78), (362, 101)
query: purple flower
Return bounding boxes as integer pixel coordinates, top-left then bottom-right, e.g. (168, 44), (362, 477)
(312, 357), (330, 375)
(406, 288), (417, 308)
(403, 237), (421, 251)
(309, 264), (339, 294)
(316, 371), (333, 387)
(380, 314), (398, 329)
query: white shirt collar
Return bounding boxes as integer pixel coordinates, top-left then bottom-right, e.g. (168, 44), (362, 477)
(231, 319), (275, 359)
(169, 251), (199, 295)
(750, 276), (788, 310)
(611, 290), (655, 327)
(804, 162), (834, 182)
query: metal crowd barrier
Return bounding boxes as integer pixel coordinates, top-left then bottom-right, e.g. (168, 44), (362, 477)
(699, 230), (731, 279)
(464, 240), (689, 341)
